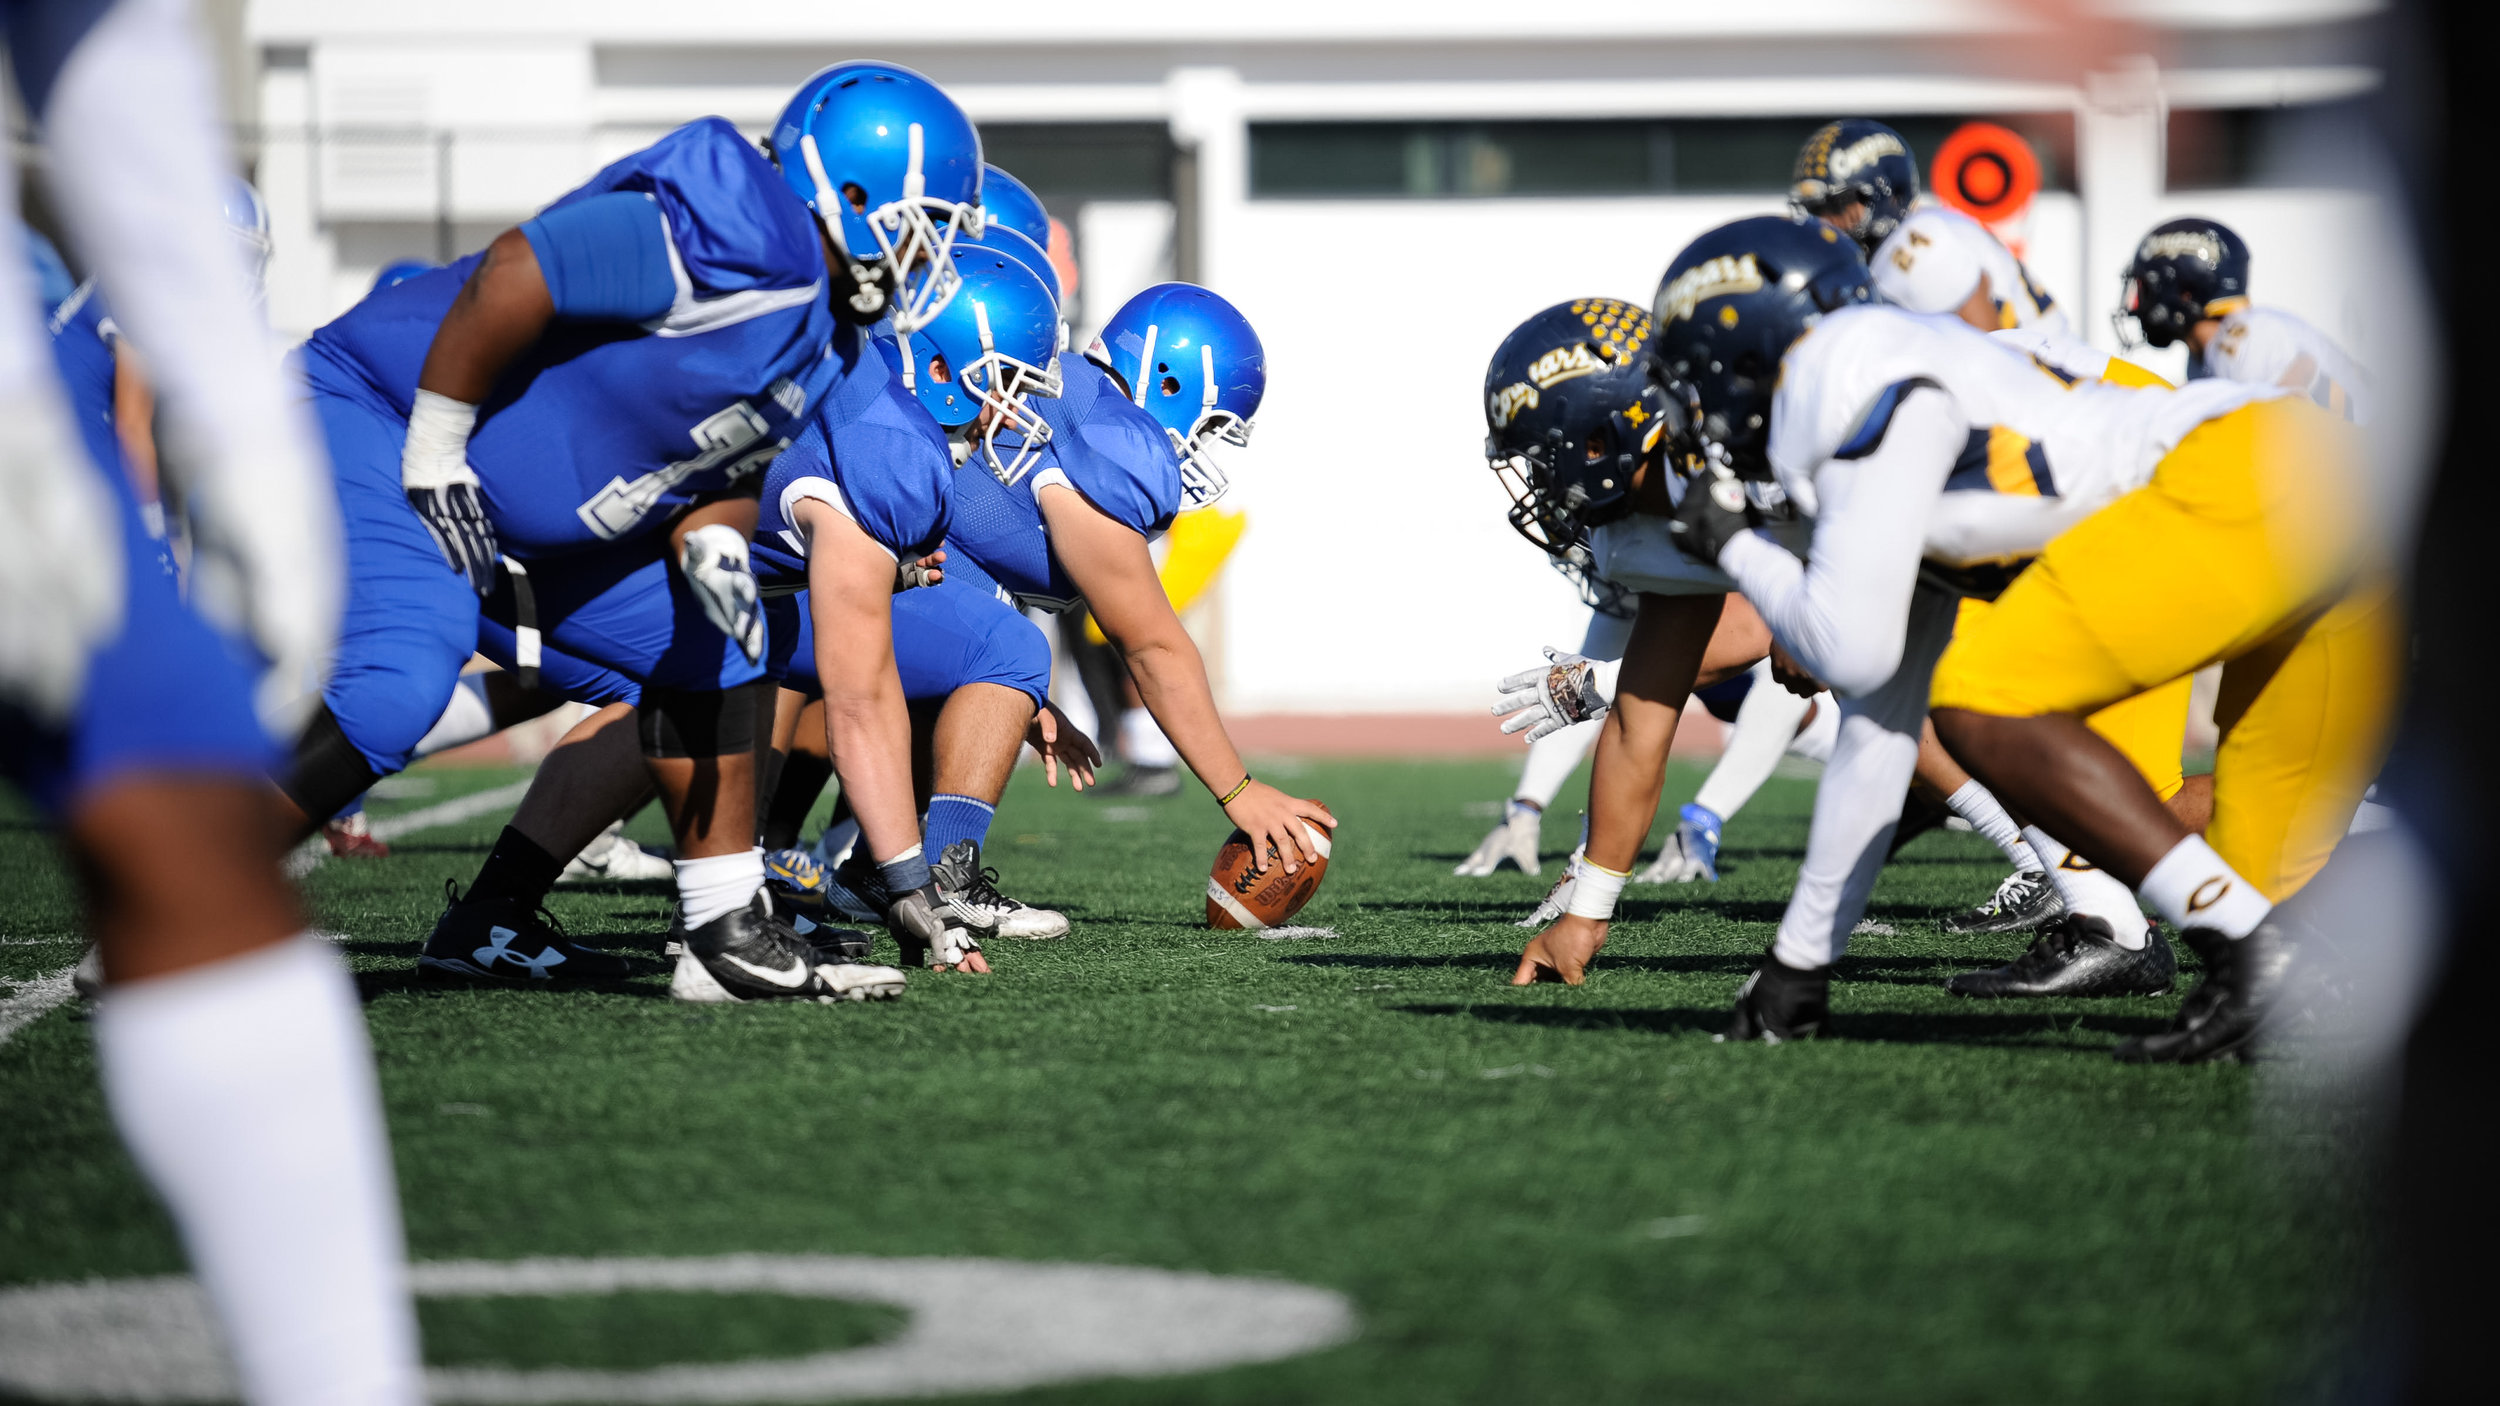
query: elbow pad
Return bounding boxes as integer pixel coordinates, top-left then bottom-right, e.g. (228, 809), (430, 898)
(519, 192), (677, 321)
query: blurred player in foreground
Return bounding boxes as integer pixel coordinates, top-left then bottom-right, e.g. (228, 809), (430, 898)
(1, 0), (417, 1399)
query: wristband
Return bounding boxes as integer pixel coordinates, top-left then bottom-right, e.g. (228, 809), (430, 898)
(1215, 774), (1253, 806)
(403, 389), (480, 489)
(1563, 856), (1632, 921)
(877, 844), (931, 897)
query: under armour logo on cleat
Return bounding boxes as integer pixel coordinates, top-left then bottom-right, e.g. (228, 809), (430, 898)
(476, 926), (567, 979)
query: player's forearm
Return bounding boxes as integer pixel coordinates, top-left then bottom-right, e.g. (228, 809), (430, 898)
(818, 678), (920, 862)
(417, 229), (555, 405)
(1122, 633), (1247, 792)
(1582, 593), (1723, 871)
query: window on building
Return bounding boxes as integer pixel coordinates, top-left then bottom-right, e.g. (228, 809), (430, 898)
(978, 123), (1175, 203)
(1248, 115), (2072, 199)
(2166, 100), (2370, 190)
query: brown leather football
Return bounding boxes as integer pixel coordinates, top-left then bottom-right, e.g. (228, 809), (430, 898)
(1205, 817), (1333, 930)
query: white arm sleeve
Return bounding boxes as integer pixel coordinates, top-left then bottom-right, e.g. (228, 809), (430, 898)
(1922, 491), (2098, 565)
(39, 0), (343, 733)
(1719, 386), (1961, 698)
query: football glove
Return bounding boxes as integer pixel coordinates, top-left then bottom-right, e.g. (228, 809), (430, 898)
(1494, 647), (1612, 744)
(1456, 801), (1542, 877)
(401, 390), (499, 596)
(679, 523), (764, 662)
(887, 884), (983, 970)
(1666, 453), (1760, 565)
(0, 388), (125, 724)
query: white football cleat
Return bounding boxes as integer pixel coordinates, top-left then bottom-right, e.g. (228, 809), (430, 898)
(558, 821), (673, 884)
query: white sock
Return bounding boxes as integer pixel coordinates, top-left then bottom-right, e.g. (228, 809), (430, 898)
(1946, 779), (2040, 872)
(676, 847), (765, 927)
(1694, 661), (1811, 820)
(1514, 717), (1602, 809)
(94, 938), (422, 1406)
(1788, 693), (1840, 763)
(412, 675), (494, 759)
(2139, 835), (2273, 938)
(1119, 708), (1179, 768)
(2021, 826), (2151, 950)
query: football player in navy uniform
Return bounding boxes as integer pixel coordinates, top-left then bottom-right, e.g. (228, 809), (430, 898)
(1789, 117), (1921, 255)
(2117, 216), (2372, 422)
(282, 63), (983, 1002)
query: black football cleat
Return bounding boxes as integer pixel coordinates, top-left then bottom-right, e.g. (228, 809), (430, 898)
(2114, 922), (2286, 1064)
(1947, 914), (2176, 999)
(1717, 951), (1831, 1044)
(669, 892), (904, 1004)
(1943, 868), (2066, 936)
(416, 880), (632, 985)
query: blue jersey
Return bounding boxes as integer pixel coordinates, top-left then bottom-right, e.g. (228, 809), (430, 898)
(300, 118), (842, 557)
(941, 356), (1180, 612)
(753, 337), (952, 593)
(45, 280), (119, 454)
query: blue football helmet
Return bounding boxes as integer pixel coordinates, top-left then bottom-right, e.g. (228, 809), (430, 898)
(2115, 217), (2251, 350)
(1791, 119), (1920, 252)
(960, 221), (1064, 309)
(769, 62), (984, 333)
(1482, 298), (1675, 566)
(222, 176), (273, 302)
(371, 259), (436, 292)
(1649, 215), (1872, 481)
(1085, 283), (1264, 510)
(882, 246), (1063, 483)
(980, 164), (1053, 253)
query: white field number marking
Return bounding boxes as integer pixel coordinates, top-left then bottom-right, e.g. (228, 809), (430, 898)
(0, 1254), (1358, 1404)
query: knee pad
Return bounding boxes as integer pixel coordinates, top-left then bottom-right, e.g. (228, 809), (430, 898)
(279, 703), (384, 824)
(638, 682), (767, 760)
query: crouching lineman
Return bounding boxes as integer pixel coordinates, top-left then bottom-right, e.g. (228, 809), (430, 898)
(288, 64), (982, 1000)
(810, 279), (1336, 910)
(1474, 298), (1785, 985)
(1644, 214), (2390, 1059)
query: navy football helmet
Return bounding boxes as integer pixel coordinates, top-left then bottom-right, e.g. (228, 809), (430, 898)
(1791, 119), (1920, 252)
(1482, 297), (1677, 564)
(2114, 217), (2251, 349)
(1648, 215), (1872, 482)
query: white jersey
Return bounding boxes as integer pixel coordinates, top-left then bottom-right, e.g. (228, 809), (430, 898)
(1770, 306), (2275, 578)
(1869, 206), (2069, 334)
(2206, 306), (2371, 425)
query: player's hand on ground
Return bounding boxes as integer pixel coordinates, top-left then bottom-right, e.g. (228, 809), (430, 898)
(1769, 642), (1823, 697)
(1666, 454), (1759, 565)
(1494, 647), (1609, 743)
(677, 524), (764, 662)
(1026, 703), (1100, 790)
(887, 885), (990, 974)
(1455, 803), (1541, 877)
(895, 550), (944, 592)
(1513, 913), (1608, 985)
(1222, 782), (1336, 874)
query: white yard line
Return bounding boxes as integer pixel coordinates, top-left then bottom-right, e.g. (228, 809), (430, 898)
(0, 968), (76, 1047)
(285, 779), (536, 878)
(0, 777), (536, 1054)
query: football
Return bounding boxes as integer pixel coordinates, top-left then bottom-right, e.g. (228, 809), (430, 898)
(1205, 819), (1333, 930)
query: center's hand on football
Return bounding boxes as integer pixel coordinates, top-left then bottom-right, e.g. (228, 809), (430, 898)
(1026, 702), (1101, 790)
(1513, 913), (1608, 985)
(677, 523), (764, 662)
(1666, 455), (1760, 565)
(1493, 647), (1610, 743)
(1223, 782), (1336, 874)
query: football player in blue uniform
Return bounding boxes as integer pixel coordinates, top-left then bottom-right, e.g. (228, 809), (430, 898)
(3, 1), (418, 1396)
(281, 63), (983, 1003)
(809, 279), (1338, 925)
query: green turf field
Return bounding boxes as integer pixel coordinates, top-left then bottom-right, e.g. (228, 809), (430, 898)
(1, 758), (2360, 1404)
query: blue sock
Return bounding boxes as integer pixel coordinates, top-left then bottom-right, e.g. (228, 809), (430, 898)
(923, 794), (997, 857)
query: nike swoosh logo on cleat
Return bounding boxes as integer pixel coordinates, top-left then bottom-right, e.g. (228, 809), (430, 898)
(720, 952), (811, 988)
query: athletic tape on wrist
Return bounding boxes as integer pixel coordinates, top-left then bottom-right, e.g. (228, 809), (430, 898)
(1563, 857), (1632, 920)
(404, 389), (479, 485)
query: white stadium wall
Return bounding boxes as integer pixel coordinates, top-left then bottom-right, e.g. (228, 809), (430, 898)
(243, 0), (2391, 716)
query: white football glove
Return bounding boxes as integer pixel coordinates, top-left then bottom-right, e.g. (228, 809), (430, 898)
(1515, 847), (1584, 929)
(1635, 828), (1712, 884)
(1455, 803), (1542, 877)
(679, 523), (764, 662)
(0, 389), (126, 725)
(1493, 648), (1615, 744)
(400, 389), (498, 597)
